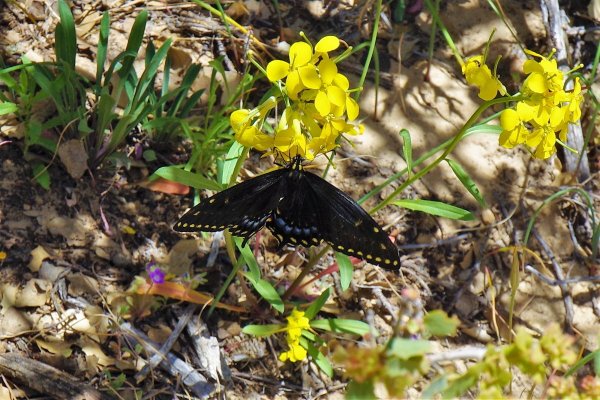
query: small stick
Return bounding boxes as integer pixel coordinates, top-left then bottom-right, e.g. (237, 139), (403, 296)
(121, 322), (215, 398)
(532, 229), (575, 330)
(0, 353), (112, 400)
(135, 304), (197, 382)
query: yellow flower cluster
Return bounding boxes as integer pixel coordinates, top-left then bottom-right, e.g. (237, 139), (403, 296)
(230, 36), (363, 160)
(462, 55), (506, 101)
(499, 50), (582, 159)
(463, 50), (583, 160)
(279, 308), (311, 362)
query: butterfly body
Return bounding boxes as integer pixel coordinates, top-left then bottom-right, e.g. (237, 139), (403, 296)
(174, 158), (399, 269)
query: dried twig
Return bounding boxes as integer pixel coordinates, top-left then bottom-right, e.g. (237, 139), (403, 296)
(427, 345), (487, 363)
(0, 353), (112, 400)
(532, 228), (575, 330)
(135, 304), (197, 382)
(120, 322), (216, 398)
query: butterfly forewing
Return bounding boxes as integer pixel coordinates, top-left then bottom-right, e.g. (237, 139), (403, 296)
(302, 172), (400, 269)
(173, 168), (287, 242)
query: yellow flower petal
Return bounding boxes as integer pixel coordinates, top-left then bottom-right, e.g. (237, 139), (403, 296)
(266, 60), (290, 82)
(230, 109), (251, 132)
(289, 42), (312, 68)
(315, 36), (340, 53)
(333, 73), (349, 91)
(319, 59), (337, 84)
(286, 70), (303, 100)
(524, 73), (547, 94)
(298, 64), (321, 89)
(315, 90), (331, 116)
(327, 86), (346, 108)
(500, 109), (520, 131)
(346, 97), (359, 121)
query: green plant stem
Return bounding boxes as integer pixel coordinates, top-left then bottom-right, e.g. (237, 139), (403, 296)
(423, 0), (462, 67)
(371, 95), (523, 214)
(356, 0), (382, 99)
(282, 246), (330, 301)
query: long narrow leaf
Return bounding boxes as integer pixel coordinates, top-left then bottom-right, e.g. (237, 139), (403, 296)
(304, 288), (331, 320)
(152, 166), (223, 191)
(118, 10), (147, 79)
(335, 252), (353, 291)
(446, 158), (487, 208)
(95, 12), (110, 88)
(130, 39), (172, 109)
(393, 199), (474, 220)
(56, 0), (76, 68)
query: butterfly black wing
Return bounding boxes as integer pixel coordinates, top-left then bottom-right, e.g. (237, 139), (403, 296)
(302, 171), (399, 269)
(267, 166), (399, 269)
(173, 168), (287, 244)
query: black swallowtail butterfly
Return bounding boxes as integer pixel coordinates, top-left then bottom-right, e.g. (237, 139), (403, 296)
(174, 157), (399, 269)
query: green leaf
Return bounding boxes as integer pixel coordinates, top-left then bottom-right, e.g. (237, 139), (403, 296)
(386, 338), (431, 360)
(310, 319), (370, 336)
(422, 375), (449, 399)
(335, 252), (353, 291)
(304, 288), (330, 320)
(304, 339), (333, 377)
(32, 163), (50, 190)
(346, 381), (375, 400)
(244, 274), (284, 314)
(220, 141), (244, 186)
(142, 150), (156, 162)
(130, 38), (172, 109)
(424, 310), (459, 337)
(118, 10), (147, 79)
(235, 237), (260, 281)
(242, 324), (282, 337)
(400, 129), (413, 176)
(441, 370), (479, 399)
(151, 166), (223, 191)
(55, 0), (76, 68)
(445, 158), (487, 208)
(95, 12), (110, 87)
(393, 199), (474, 220)
(0, 101), (18, 115)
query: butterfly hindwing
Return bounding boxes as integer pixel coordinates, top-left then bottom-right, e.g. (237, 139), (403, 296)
(173, 157), (400, 269)
(173, 168), (287, 243)
(301, 171), (400, 269)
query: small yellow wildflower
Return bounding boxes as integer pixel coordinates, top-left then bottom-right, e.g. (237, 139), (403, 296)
(499, 108), (529, 148)
(279, 308), (311, 363)
(0, 251), (6, 261)
(235, 35), (361, 159)
(266, 41), (320, 100)
(522, 49), (564, 95)
(462, 55), (506, 101)
(496, 50), (583, 159)
(122, 225), (136, 235)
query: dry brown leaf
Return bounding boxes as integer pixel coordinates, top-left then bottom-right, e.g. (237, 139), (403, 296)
(147, 324), (173, 345)
(28, 245), (51, 272)
(58, 139), (89, 179)
(589, 0), (600, 21)
(78, 337), (115, 367)
(0, 279), (51, 310)
(0, 384), (25, 399)
(67, 273), (99, 297)
(38, 262), (68, 282)
(47, 216), (87, 247)
(35, 338), (74, 357)
(0, 307), (32, 337)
